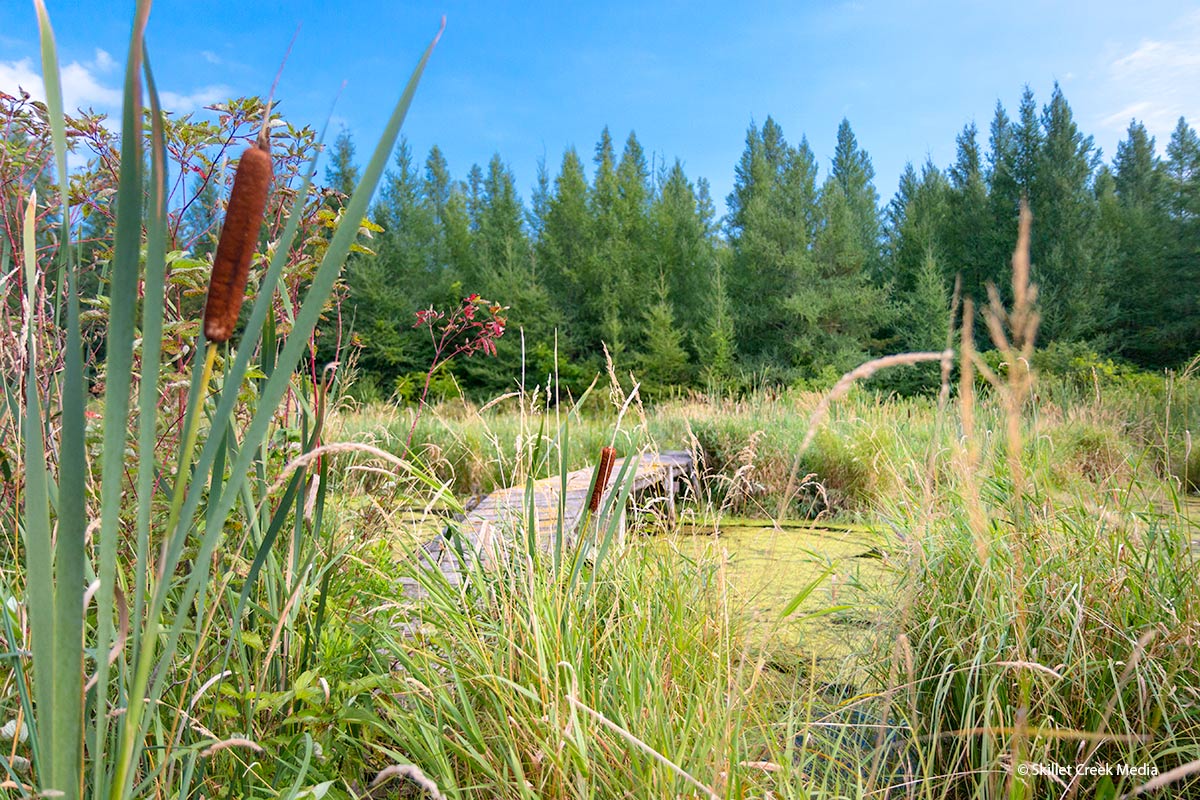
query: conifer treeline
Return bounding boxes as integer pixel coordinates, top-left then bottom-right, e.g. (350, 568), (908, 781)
(326, 83), (1200, 399)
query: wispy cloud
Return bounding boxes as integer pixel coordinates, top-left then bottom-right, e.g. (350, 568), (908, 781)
(1100, 10), (1200, 140)
(1, 53), (232, 115)
(201, 50), (222, 65)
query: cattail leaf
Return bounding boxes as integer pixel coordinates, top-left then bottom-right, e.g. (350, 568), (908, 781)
(32, 0), (67, 209)
(21, 187), (57, 793)
(35, 3), (87, 796)
(33, 0), (70, 329)
(126, 41), (170, 718)
(100, 3), (153, 798)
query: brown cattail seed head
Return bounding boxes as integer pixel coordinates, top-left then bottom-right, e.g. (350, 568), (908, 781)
(589, 446), (618, 513)
(203, 140), (272, 343)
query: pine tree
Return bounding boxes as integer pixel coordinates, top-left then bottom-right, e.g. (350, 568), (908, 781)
(1165, 118), (1200, 221)
(324, 129), (360, 199)
(528, 155), (551, 239)
(1033, 84), (1104, 342)
(699, 247), (737, 383)
(781, 136), (821, 252)
(423, 145), (452, 228)
(637, 275), (691, 396)
(1014, 86), (1042, 199)
(614, 131), (654, 351)
(1108, 121), (1171, 362)
(465, 163), (485, 233)
(884, 159), (947, 295)
(905, 252), (951, 351)
(650, 159), (716, 359)
(942, 123), (992, 303)
(590, 128), (626, 359)
(1160, 118), (1200, 364)
(725, 116), (814, 369)
(348, 138), (437, 380)
(804, 172), (892, 373)
(418, 145), (459, 300)
(875, 251), (951, 394)
(830, 119), (882, 276)
(538, 148), (594, 352)
(793, 119), (890, 374)
(475, 154), (526, 280)
(986, 101), (1022, 286)
(460, 154), (554, 392)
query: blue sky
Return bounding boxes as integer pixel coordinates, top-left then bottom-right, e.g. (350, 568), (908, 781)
(3, 1), (1199, 216)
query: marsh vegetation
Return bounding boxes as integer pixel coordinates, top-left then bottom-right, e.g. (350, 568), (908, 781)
(1, 3), (1198, 798)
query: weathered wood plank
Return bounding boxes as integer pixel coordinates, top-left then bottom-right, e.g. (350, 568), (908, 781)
(405, 450), (693, 593)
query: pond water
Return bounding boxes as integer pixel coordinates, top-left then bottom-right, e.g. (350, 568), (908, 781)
(650, 518), (899, 685)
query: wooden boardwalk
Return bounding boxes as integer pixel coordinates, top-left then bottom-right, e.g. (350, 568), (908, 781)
(406, 450), (693, 591)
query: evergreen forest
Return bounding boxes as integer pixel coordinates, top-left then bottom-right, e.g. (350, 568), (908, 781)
(308, 83), (1200, 400)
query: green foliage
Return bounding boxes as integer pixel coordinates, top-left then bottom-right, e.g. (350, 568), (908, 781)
(698, 247), (737, 383)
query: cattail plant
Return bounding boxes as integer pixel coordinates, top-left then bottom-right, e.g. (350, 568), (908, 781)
(14, 2), (444, 796)
(202, 125), (272, 343)
(589, 446), (617, 513)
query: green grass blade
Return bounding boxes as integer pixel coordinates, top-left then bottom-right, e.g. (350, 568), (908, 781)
(0, 579), (39, 791)
(778, 564), (836, 620)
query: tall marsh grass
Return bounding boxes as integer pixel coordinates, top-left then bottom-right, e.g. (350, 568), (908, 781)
(4, 3), (442, 796)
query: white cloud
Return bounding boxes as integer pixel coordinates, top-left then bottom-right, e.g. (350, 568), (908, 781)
(1101, 10), (1200, 140)
(60, 61), (121, 109)
(201, 50), (222, 65)
(0, 54), (120, 110)
(90, 48), (116, 73)
(2, 54), (232, 116)
(0, 57), (45, 100)
(159, 84), (233, 114)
